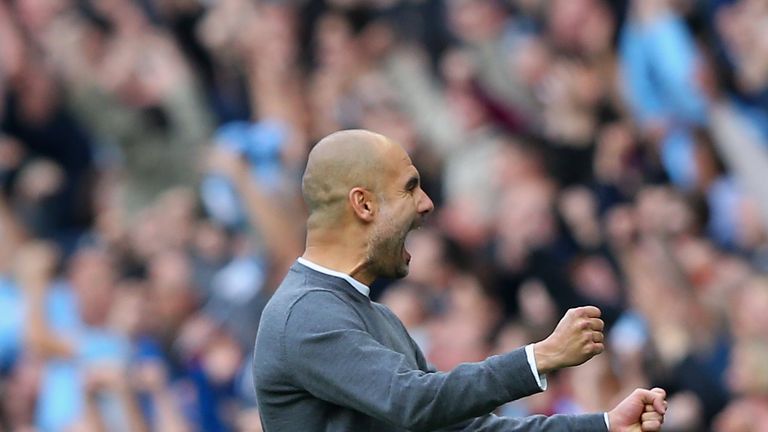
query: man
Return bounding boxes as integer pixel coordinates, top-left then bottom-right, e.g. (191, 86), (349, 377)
(253, 129), (667, 431)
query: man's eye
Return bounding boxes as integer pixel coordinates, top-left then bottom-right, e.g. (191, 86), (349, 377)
(405, 178), (419, 192)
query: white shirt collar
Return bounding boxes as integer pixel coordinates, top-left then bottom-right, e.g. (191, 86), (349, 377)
(296, 257), (371, 298)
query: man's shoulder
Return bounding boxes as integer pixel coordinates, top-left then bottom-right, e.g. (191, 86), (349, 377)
(371, 301), (401, 324)
(263, 285), (346, 320)
(254, 281), (365, 374)
(254, 277), (343, 372)
(255, 264), (369, 359)
(258, 275), (359, 335)
(265, 263), (364, 313)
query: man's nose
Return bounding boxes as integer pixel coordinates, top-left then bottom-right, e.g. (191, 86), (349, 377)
(418, 189), (434, 214)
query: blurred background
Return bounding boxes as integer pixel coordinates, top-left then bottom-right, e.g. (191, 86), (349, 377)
(1, 0), (767, 430)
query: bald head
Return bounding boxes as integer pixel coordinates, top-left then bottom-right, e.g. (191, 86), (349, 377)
(302, 130), (397, 227)
(301, 130), (434, 281)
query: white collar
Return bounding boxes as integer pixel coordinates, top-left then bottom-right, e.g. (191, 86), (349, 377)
(297, 257), (370, 298)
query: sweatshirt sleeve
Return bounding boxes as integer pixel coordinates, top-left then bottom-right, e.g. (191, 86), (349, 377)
(435, 412), (609, 431)
(387, 305), (610, 432)
(282, 290), (546, 432)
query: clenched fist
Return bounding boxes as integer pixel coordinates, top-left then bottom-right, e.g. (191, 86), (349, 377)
(533, 306), (604, 374)
(608, 387), (667, 431)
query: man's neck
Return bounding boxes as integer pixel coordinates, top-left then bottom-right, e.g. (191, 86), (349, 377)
(301, 246), (376, 286)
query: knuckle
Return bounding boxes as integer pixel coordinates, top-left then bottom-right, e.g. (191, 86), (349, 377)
(595, 319), (604, 330)
(585, 343), (601, 355)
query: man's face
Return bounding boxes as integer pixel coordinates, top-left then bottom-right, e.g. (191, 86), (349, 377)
(368, 146), (434, 279)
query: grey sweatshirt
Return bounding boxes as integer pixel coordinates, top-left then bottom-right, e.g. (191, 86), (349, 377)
(253, 261), (608, 431)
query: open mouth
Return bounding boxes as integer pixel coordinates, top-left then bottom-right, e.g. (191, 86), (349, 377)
(403, 219), (422, 264)
(403, 230), (414, 264)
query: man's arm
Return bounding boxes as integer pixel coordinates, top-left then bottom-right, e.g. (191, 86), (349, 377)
(17, 242), (74, 359)
(0, 189), (27, 274)
(437, 412), (607, 432)
(406, 308), (609, 431)
(284, 290), (542, 431)
(208, 147), (302, 276)
(435, 387), (668, 432)
(282, 291), (606, 432)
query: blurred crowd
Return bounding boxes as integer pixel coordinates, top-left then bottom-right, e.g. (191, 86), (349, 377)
(1, 0), (768, 430)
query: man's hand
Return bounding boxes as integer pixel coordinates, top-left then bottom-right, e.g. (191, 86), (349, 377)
(608, 388), (667, 431)
(206, 145), (252, 188)
(533, 306), (604, 374)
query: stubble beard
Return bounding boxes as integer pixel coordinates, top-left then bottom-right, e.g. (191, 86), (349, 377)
(367, 218), (411, 280)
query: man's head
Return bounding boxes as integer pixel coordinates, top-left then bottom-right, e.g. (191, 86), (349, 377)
(302, 130), (434, 280)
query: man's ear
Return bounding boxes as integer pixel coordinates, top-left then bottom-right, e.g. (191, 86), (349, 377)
(349, 187), (376, 222)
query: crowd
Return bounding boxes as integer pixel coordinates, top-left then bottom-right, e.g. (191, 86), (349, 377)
(0, 0), (767, 430)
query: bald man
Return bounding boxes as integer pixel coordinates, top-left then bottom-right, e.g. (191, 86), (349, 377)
(253, 130), (667, 431)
